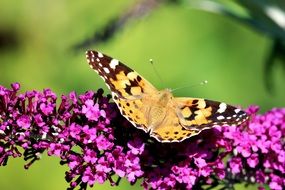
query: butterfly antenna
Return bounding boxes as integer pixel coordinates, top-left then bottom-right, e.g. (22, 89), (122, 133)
(171, 80), (208, 92)
(149, 59), (164, 85)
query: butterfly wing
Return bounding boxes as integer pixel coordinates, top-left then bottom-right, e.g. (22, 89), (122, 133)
(86, 50), (157, 132)
(86, 50), (157, 98)
(174, 97), (248, 130)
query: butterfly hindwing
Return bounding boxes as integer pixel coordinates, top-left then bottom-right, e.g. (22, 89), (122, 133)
(175, 97), (248, 130)
(112, 93), (148, 132)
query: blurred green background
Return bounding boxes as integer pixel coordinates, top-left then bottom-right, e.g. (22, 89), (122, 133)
(0, 0), (283, 189)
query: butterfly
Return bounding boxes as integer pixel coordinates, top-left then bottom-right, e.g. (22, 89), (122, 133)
(86, 50), (248, 143)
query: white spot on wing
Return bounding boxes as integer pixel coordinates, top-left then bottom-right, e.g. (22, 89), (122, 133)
(217, 115), (225, 120)
(103, 67), (110, 73)
(217, 103), (227, 113)
(110, 59), (119, 69)
(234, 109), (241, 113)
(98, 52), (104, 58)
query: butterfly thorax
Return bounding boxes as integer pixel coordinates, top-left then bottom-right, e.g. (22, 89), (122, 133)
(146, 89), (175, 131)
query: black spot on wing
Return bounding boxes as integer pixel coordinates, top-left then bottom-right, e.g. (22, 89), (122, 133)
(203, 100), (219, 113)
(180, 106), (198, 121)
(124, 79), (144, 96)
(192, 99), (199, 104)
(137, 75), (142, 82)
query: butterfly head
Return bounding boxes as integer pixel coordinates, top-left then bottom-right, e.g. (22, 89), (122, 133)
(157, 89), (174, 105)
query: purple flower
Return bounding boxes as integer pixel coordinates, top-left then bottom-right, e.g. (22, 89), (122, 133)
(194, 157), (207, 168)
(229, 157), (242, 174)
(247, 153), (259, 168)
(82, 100), (106, 121)
(16, 115), (31, 129)
(127, 139), (145, 155)
(221, 106), (285, 189)
(0, 83), (284, 190)
(82, 166), (96, 186)
(124, 153), (143, 182)
(95, 134), (113, 151)
(40, 102), (54, 115)
(48, 143), (70, 157)
(81, 125), (97, 144)
(269, 174), (283, 190)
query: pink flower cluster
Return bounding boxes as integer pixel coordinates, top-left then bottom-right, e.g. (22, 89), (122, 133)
(220, 106), (285, 190)
(0, 83), (284, 189)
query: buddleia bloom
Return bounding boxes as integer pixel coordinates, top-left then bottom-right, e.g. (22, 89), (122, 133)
(0, 83), (284, 189)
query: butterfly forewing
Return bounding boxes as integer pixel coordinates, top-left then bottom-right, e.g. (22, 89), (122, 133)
(86, 50), (249, 143)
(86, 50), (156, 99)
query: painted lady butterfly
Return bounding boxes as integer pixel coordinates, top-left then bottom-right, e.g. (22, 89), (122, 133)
(86, 50), (248, 143)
